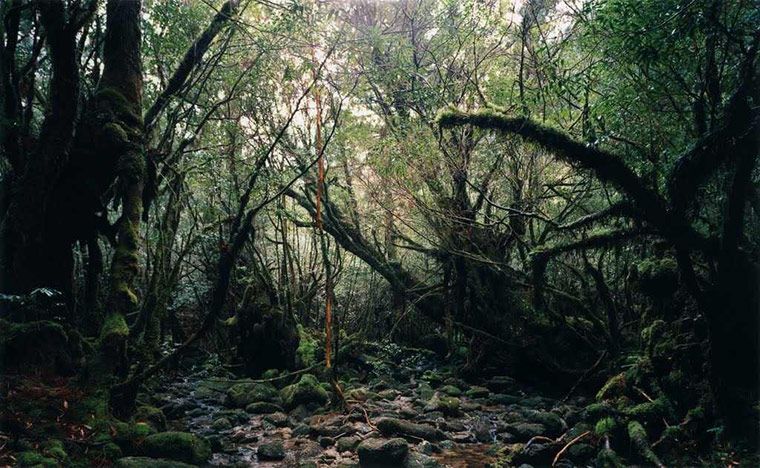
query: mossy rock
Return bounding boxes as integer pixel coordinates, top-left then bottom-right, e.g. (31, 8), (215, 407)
(505, 422), (546, 441)
(141, 432), (211, 465)
(0, 319), (83, 374)
(112, 421), (156, 452)
(257, 441), (285, 460)
(357, 438), (408, 466)
(115, 457), (195, 468)
(41, 440), (67, 463)
(134, 405), (167, 431)
(439, 384), (461, 397)
(245, 402), (283, 414)
(465, 386), (490, 398)
(225, 382), (280, 408)
(425, 395), (461, 416)
(376, 417), (445, 442)
(15, 451), (58, 467)
(280, 374), (329, 410)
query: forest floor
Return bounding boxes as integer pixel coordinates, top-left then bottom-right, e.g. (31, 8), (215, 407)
(138, 344), (596, 467)
(2, 342), (748, 467)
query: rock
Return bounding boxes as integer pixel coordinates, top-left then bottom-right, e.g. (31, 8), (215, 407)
(246, 401), (283, 414)
(439, 385), (461, 396)
(281, 374), (329, 410)
(264, 412), (290, 427)
(141, 432), (211, 465)
(319, 436), (335, 447)
(425, 395), (461, 416)
(523, 410), (565, 436)
(485, 376), (516, 393)
(421, 371), (443, 387)
(357, 438), (409, 466)
(506, 423), (547, 441)
(378, 389), (399, 400)
(488, 394), (521, 405)
(258, 441), (285, 460)
(405, 452), (443, 467)
(512, 442), (557, 466)
(376, 417), (446, 441)
(417, 383), (434, 401)
(465, 386), (490, 398)
(211, 417), (233, 431)
(115, 457), (195, 467)
(112, 422), (155, 452)
(134, 405), (167, 431)
(568, 442), (596, 462)
(472, 417), (493, 443)
(440, 420), (465, 432)
(336, 436), (361, 452)
(418, 441), (439, 455)
(225, 382), (280, 407)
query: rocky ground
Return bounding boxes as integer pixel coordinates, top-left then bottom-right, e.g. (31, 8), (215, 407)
(115, 344), (600, 467)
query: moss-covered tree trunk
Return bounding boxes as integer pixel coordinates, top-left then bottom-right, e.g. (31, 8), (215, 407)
(95, 0), (144, 376)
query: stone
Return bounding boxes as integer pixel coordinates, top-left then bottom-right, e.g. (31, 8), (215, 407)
(336, 436), (361, 452)
(465, 386), (490, 398)
(134, 405), (167, 431)
(357, 438), (409, 466)
(319, 436), (335, 447)
(115, 457), (195, 468)
(246, 402), (283, 414)
(424, 395), (461, 416)
(506, 423), (547, 441)
(376, 417), (446, 442)
(439, 385), (461, 397)
(211, 417), (232, 431)
(485, 376), (516, 393)
(225, 382), (280, 407)
(140, 432), (211, 465)
(281, 374), (329, 410)
(258, 441), (285, 460)
(406, 452), (443, 467)
(264, 412), (290, 427)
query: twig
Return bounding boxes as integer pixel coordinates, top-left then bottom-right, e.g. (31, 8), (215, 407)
(552, 430), (590, 466)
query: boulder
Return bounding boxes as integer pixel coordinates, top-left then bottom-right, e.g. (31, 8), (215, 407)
(141, 432), (211, 465)
(357, 438), (409, 466)
(281, 374), (329, 410)
(465, 386), (490, 399)
(336, 436), (361, 452)
(506, 423), (546, 441)
(246, 402), (283, 414)
(225, 382), (280, 408)
(134, 405), (167, 431)
(405, 452), (443, 468)
(258, 441), (285, 460)
(376, 418), (445, 442)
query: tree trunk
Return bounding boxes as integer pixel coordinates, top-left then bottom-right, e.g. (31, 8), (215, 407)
(94, 0), (145, 376)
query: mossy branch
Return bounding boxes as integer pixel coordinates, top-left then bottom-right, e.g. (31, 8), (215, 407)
(436, 108), (670, 229)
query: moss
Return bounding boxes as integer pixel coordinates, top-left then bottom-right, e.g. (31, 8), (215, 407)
(597, 373), (627, 401)
(102, 442), (123, 460)
(96, 87), (142, 125)
(627, 420), (663, 466)
(596, 448), (625, 468)
(112, 421), (155, 452)
(99, 313), (129, 344)
(41, 439), (67, 462)
(624, 396), (672, 421)
(141, 431), (212, 465)
(225, 382), (280, 408)
(15, 451), (57, 467)
(296, 324), (318, 367)
(280, 374), (329, 410)
(594, 416), (618, 436)
(134, 405), (167, 431)
(583, 401), (614, 420)
(636, 258), (678, 298)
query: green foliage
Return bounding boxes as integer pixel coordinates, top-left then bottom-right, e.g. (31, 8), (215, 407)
(296, 324), (318, 368)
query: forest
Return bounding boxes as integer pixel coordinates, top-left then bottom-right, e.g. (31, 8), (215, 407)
(0, 0), (757, 466)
